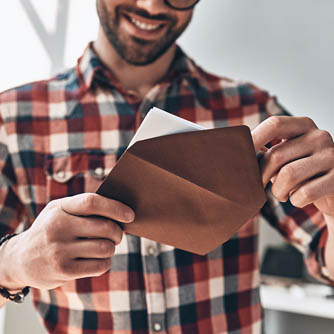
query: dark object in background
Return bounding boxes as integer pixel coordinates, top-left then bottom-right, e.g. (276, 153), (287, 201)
(261, 244), (304, 279)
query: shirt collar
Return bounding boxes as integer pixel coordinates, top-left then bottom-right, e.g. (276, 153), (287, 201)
(75, 42), (204, 94)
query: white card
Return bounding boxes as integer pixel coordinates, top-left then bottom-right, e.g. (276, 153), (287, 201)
(127, 107), (206, 149)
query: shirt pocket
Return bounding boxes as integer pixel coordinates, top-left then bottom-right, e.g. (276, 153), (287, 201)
(44, 151), (117, 202)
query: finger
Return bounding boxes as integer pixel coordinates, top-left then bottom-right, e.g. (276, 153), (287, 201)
(252, 116), (316, 152)
(69, 239), (116, 259)
(60, 193), (135, 223)
(68, 216), (123, 244)
(289, 170), (334, 208)
(259, 134), (314, 186)
(271, 152), (334, 202)
(65, 258), (112, 279)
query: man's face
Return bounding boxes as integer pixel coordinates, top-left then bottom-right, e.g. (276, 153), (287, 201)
(96, 0), (194, 66)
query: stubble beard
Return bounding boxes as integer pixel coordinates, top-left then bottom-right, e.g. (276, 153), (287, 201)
(96, 2), (192, 66)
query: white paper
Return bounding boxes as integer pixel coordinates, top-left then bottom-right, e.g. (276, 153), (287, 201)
(127, 107), (206, 149)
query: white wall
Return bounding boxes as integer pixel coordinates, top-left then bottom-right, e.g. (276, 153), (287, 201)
(0, 0), (98, 91)
(179, 0), (334, 134)
(0, 0), (333, 333)
(0, 2), (98, 333)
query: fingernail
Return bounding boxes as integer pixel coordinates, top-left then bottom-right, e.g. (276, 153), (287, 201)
(124, 210), (135, 222)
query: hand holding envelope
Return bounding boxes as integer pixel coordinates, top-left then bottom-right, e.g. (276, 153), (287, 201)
(97, 108), (266, 255)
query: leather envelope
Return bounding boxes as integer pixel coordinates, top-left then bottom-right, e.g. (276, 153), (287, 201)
(96, 126), (266, 255)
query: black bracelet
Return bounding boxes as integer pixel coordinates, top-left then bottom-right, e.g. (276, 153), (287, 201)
(0, 233), (30, 303)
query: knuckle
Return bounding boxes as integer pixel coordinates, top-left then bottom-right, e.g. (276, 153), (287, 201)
(291, 187), (312, 208)
(81, 193), (98, 209)
(99, 219), (120, 242)
(107, 219), (117, 234)
(92, 259), (112, 276)
(99, 219), (111, 235)
(289, 196), (302, 208)
(46, 199), (60, 210)
(316, 130), (333, 145)
(271, 186), (285, 202)
(267, 116), (283, 129)
(101, 258), (112, 271)
(99, 220), (122, 245)
(56, 258), (72, 277)
(328, 147), (334, 160)
(115, 229), (123, 245)
(267, 147), (283, 164)
(321, 147), (334, 163)
(110, 223), (122, 244)
(98, 240), (115, 257)
(302, 116), (316, 128)
(279, 164), (295, 182)
(299, 186), (312, 203)
(44, 222), (60, 243)
(109, 201), (124, 219)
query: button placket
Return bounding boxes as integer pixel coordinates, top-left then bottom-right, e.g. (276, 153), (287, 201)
(141, 238), (167, 333)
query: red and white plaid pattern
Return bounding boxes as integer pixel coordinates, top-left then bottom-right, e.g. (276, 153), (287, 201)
(0, 44), (328, 333)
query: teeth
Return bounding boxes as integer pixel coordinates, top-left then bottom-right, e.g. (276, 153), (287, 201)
(130, 17), (160, 31)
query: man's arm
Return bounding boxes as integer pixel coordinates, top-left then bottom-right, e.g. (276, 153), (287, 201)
(0, 113), (27, 306)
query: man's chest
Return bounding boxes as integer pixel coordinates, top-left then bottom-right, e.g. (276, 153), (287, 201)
(12, 89), (259, 220)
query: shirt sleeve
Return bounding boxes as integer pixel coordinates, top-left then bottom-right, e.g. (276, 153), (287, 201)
(259, 91), (333, 285)
(0, 110), (25, 237)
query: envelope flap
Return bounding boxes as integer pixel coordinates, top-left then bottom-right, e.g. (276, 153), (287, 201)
(97, 150), (260, 255)
(128, 126), (265, 209)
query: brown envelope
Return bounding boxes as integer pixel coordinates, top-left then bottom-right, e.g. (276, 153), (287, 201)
(96, 125), (266, 255)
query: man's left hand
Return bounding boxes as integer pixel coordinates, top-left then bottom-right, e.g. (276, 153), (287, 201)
(252, 116), (334, 217)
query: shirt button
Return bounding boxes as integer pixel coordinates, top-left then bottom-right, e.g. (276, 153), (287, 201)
(153, 322), (162, 332)
(94, 167), (105, 179)
(147, 246), (156, 256)
(56, 170), (66, 180)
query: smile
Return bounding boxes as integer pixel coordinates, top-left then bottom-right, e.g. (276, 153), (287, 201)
(130, 17), (162, 31)
(122, 10), (169, 35)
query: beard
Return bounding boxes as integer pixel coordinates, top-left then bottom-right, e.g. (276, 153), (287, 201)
(96, 1), (192, 66)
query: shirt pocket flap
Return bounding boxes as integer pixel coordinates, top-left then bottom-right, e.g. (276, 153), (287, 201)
(44, 151), (117, 200)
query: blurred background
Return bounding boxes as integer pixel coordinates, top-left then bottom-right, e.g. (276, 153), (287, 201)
(0, 0), (333, 333)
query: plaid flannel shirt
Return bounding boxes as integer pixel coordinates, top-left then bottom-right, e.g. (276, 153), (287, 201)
(0, 44), (328, 334)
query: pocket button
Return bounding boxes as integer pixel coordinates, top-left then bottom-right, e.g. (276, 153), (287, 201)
(94, 167), (105, 179)
(54, 170), (66, 182)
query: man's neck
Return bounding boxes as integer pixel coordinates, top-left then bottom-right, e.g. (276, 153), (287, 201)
(93, 28), (176, 99)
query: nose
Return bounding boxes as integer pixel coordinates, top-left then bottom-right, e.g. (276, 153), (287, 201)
(135, 0), (169, 15)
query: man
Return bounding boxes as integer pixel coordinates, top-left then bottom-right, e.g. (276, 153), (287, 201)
(0, 0), (333, 333)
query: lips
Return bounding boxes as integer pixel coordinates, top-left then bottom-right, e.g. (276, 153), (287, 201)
(130, 16), (162, 31)
(121, 10), (170, 40)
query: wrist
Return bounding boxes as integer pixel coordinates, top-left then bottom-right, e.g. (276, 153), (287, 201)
(0, 234), (27, 291)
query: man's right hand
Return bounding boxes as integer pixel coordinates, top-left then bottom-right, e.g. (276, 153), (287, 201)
(1, 193), (134, 291)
